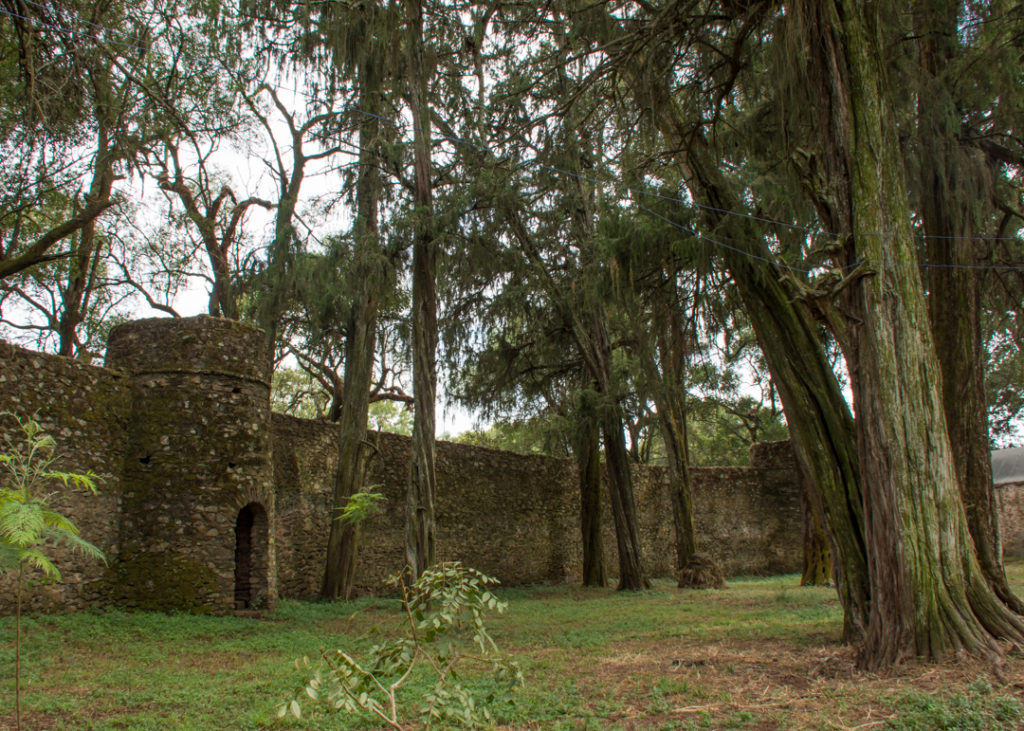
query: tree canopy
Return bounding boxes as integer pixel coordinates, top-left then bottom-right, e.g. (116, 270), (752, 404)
(2, 0), (1024, 667)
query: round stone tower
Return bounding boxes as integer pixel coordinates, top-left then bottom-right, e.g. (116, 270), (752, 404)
(106, 316), (277, 613)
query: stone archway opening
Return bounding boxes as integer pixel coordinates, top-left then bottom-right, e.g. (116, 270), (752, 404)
(234, 502), (269, 610)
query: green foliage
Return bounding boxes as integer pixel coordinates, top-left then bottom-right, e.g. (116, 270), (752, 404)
(271, 368), (329, 420)
(281, 562), (523, 729)
(369, 400), (414, 437)
(271, 368), (414, 436)
(687, 399), (789, 467)
(887, 680), (1023, 730)
(0, 413), (105, 578)
(451, 416), (570, 457)
(337, 489), (385, 527)
(1, 412), (106, 731)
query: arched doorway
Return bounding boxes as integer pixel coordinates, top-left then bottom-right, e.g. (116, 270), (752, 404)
(234, 502), (269, 610)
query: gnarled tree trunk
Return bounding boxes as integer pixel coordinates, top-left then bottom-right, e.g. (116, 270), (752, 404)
(914, 1), (1022, 615)
(824, 0), (1024, 667)
(686, 147), (870, 642)
(600, 406), (650, 591)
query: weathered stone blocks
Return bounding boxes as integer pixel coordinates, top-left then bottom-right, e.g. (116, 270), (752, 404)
(1, 316), (807, 614)
(105, 316), (277, 613)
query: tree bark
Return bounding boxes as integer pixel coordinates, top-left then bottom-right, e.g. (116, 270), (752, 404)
(798, 459), (834, 587)
(729, 242), (868, 641)
(824, 0), (1024, 667)
(572, 396), (607, 587)
(404, 0), (437, 580)
(568, 305), (649, 591)
(320, 300), (377, 599)
(600, 407), (650, 591)
(255, 98), (308, 358)
(650, 312), (699, 575)
(914, 1), (1023, 616)
(320, 58), (387, 600)
(58, 126), (116, 357)
(685, 148), (870, 642)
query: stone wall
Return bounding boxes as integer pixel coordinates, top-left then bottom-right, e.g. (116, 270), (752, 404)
(632, 463), (803, 578)
(998, 483), (1024, 557)
(272, 420), (804, 597)
(0, 340), (128, 611)
(273, 417), (582, 597)
(1, 317), (807, 614)
(272, 414), (338, 598)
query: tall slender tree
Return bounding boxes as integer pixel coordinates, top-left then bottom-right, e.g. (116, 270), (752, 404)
(320, 0), (402, 599)
(403, 0), (438, 580)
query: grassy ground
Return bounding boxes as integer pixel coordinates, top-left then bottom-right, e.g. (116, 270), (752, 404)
(4, 563), (1024, 730)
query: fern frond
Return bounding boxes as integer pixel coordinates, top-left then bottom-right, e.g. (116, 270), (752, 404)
(53, 531), (106, 564)
(44, 470), (99, 493)
(20, 548), (61, 579)
(41, 509), (82, 535)
(0, 542), (19, 571)
(0, 501), (46, 548)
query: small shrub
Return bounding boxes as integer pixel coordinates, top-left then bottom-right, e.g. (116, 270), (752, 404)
(338, 488), (385, 526)
(0, 413), (106, 731)
(281, 561), (523, 729)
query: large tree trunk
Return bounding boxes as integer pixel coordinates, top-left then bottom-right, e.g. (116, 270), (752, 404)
(650, 311), (699, 576)
(926, 224), (1020, 611)
(404, 0), (437, 579)
(825, 0), (1024, 667)
(320, 66), (384, 600)
(570, 306), (649, 591)
(914, 2), (1023, 615)
(320, 302), (377, 599)
(600, 407), (650, 591)
(730, 245), (869, 641)
(602, 25), (868, 636)
(551, 30), (645, 590)
(572, 394), (607, 587)
(685, 148), (870, 642)
(797, 459), (834, 587)
(658, 402), (697, 572)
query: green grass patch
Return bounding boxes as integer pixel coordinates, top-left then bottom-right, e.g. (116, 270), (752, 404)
(3, 564), (1024, 728)
(887, 679), (1024, 730)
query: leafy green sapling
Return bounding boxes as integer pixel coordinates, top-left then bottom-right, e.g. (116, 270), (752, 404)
(0, 413), (107, 731)
(339, 487), (385, 526)
(281, 561), (523, 729)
